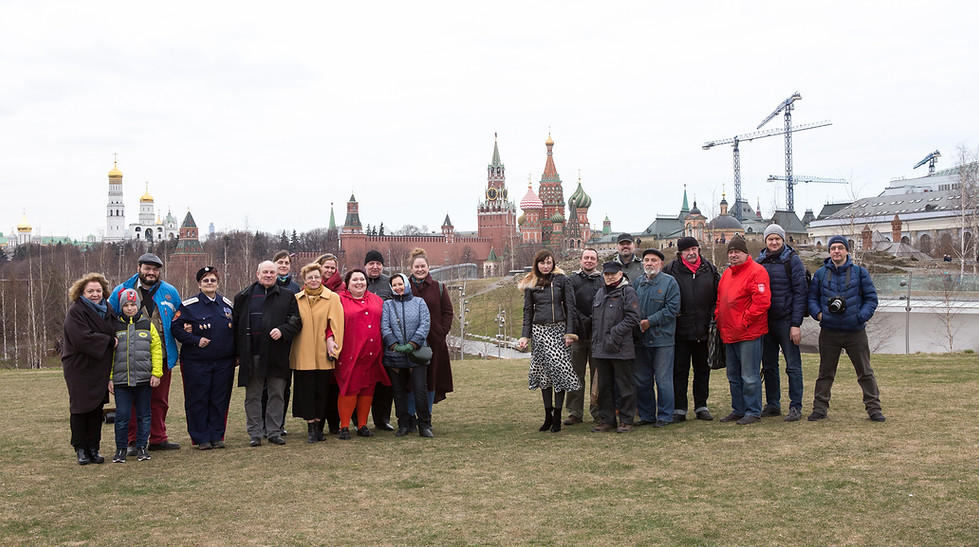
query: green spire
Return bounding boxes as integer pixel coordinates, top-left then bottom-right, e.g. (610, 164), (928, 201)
(328, 202), (337, 230)
(487, 247), (499, 262)
(491, 132), (502, 166)
(681, 184), (689, 212)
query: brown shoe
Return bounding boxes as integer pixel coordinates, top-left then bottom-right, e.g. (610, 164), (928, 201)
(591, 423), (616, 433)
(616, 424), (633, 433)
(719, 412), (744, 423)
(563, 415), (582, 426)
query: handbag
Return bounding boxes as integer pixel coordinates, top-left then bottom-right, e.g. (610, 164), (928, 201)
(707, 319), (726, 370)
(395, 301), (432, 366)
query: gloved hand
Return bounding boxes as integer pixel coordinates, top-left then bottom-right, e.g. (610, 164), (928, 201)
(394, 343), (414, 354)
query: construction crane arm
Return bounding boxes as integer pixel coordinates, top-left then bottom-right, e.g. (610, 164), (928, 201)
(702, 120), (831, 150)
(756, 91), (802, 129)
(767, 175), (847, 185)
(913, 150), (941, 169)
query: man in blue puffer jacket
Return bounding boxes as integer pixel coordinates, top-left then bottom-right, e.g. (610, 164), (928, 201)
(757, 225), (808, 422)
(807, 236), (885, 422)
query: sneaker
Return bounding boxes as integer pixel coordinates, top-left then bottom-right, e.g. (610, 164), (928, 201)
(807, 411), (827, 421)
(267, 436), (285, 445)
(784, 408), (802, 422)
(126, 445), (137, 457)
(673, 413), (686, 422)
(112, 449), (127, 463)
(249, 437), (262, 447)
(136, 446), (151, 461)
(736, 415), (761, 425)
(695, 410), (714, 421)
(869, 411), (886, 422)
(213, 440), (226, 449)
(761, 405), (781, 417)
(719, 412), (744, 423)
(197, 442), (212, 450)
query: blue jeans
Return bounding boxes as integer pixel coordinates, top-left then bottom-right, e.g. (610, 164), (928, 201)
(761, 319), (803, 410)
(634, 345), (675, 422)
(114, 384), (152, 450)
(725, 337), (763, 417)
(406, 390), (435, 418)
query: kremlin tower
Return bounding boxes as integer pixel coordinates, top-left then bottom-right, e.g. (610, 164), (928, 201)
(476, 134), (517, 258)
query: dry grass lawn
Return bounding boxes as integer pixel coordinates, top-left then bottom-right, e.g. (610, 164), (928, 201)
(1, 353), (977, 545)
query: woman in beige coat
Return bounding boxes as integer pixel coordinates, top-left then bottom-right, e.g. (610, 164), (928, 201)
(290, 263), (345, 442)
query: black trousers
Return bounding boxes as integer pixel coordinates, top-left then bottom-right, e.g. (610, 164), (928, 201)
(673, 338), (711, 414)
(593, 357), (636, 425)
(70, 406), (104, 450)
(292, 369), (331, 421)
(372, 382), (394, 426)
(387, 366), (430, 426)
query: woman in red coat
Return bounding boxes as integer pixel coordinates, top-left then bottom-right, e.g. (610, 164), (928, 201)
(334, 269), (390, 439)
(407, 248), (454, 419)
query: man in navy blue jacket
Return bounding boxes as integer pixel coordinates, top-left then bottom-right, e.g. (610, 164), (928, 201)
(807, 236), (885, 422)
(757, 225), (808, 422)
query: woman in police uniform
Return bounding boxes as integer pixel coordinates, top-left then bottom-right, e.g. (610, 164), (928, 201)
(172, 266), (237, 449)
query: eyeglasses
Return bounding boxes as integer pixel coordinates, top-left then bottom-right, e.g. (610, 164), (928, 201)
(201, 278), (218, 284)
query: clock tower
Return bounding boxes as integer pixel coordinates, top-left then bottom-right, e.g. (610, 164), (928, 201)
(477, 133), (517, 260)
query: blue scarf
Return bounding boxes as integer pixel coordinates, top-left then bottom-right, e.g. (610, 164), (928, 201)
(81, 297), (108, 318)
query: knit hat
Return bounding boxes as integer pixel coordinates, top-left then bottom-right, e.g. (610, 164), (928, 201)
(727, 235), (749, 254)
(119, 288), (141, 308)
(642, 248), (665, 261)
(764, 224), (786, 241)
(676, 236), (699, 252)
(364, 250), (384, 265)
(828, 235), (850, 251)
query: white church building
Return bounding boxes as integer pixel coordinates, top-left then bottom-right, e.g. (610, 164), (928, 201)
(104, 159), (178, 243)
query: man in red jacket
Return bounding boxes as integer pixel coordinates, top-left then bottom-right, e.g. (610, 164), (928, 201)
(715, 236), (771, 425)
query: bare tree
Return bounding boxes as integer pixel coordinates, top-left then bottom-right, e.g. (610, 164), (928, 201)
(934, 271), (963, 353)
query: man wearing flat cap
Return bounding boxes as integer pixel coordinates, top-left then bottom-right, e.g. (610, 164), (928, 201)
(664, 236), (720, 421)
(633, 248), (680, 427)
(109, 253), (182, 450)
(613, 233), (644, 283)
(589, 261), (641, 433)
(715, 235), (770, 425)
(171, 267), (236, 449)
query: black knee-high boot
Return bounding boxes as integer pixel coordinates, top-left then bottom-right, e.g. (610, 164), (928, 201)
(540, 388), (554, 432)
(551, 391), (565, 433)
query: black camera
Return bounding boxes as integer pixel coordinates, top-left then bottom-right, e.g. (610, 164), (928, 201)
(828, 296), (847, 314)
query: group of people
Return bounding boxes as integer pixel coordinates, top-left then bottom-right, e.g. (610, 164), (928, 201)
(518, 229), (885, 434)
(61, 247), (454, 465)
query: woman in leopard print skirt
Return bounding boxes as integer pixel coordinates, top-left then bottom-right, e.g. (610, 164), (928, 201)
(516, 249), (580, 432)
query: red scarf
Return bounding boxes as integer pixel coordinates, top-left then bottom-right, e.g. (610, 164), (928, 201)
(682, 255), (701, 274)
(324, 271), (346, 292)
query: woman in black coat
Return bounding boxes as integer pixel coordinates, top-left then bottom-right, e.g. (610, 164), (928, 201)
(62, 273), (116, 465)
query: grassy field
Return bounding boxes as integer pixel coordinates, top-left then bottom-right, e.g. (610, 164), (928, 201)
(1, 353), (977, 545)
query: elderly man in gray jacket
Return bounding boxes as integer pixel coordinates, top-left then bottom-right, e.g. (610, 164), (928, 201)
(589, 262), (641, 433)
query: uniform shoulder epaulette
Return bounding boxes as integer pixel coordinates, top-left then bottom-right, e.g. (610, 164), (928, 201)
(182, 296), (199, 306)
(222, 296), (234, 308)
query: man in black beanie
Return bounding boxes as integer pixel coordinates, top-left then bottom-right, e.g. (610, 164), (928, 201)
(364, 250), (395, 431)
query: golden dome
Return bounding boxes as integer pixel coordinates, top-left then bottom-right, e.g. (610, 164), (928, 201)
(108, 161), (123, 179)
(545, 132), (554, 146)
(140, 182), (154, 203)
(16, 214), (31, 232)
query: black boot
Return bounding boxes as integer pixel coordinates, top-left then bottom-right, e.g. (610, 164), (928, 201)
(307, 422), (317, 444)
(76, 448), (91, 466)
(551, 408), (562, 433)
(315, 421), (325, 442)
(539, 407), (553, 432)
(87, 448), (105, 464)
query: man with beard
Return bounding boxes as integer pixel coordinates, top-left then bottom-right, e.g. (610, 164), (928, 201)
(664, 237), (720, 422)
(109, 253), (182, 451)
(564, 248), (603, 425)
(613, 233), (644, 283)
(364, 250), (395, 431)
(633, 249), (680, 427)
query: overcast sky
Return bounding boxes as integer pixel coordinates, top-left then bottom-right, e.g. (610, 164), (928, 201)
(3, 1), (978, 239)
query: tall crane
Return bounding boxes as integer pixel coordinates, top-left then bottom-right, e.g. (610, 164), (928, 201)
(767, 175), (848, 211)
(757, 91), (812, 213)
(913, 150), (941, 176)
(703, 120), (831, 220)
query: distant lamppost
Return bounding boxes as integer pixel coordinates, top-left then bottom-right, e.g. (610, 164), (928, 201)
(495, 306), (507, 359)
(456, 283), (469, 359)
(899, 273), (912, 354)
